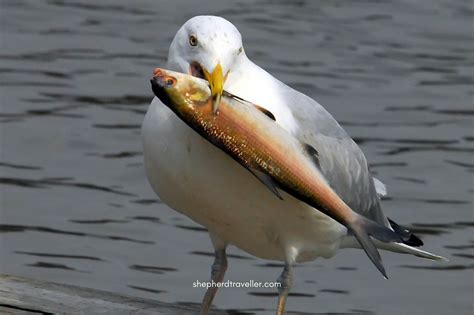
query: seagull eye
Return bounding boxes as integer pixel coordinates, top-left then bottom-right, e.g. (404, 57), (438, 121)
(189, 34), (198, 47)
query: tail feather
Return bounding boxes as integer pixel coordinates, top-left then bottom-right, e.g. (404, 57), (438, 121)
(349, 214), (403, 279)
(376, 241), (448, 261)
(340, 235), (448, 262)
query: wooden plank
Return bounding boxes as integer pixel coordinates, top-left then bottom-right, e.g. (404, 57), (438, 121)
(0, 274), (226, 314)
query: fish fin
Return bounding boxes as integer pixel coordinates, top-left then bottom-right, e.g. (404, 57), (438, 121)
(303, 143), (321, 169)
(348, 214), (403, 279)
(248, 167), (284, 200)
(222, 91), (276, 121)
(253, 105), (276, 121)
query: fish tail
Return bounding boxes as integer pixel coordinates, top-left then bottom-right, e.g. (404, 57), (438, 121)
(348, 214), (403, 279)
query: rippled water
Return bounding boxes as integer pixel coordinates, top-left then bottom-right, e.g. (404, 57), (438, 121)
(0, 1), (473, 314)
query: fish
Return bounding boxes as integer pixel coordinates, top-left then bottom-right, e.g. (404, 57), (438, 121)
(150, 68), (403, 278)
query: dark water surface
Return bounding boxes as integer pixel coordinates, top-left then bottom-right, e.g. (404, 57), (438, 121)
(0, 1), (472, 314)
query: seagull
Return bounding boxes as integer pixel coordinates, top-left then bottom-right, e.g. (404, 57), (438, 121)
(142, 15), (445, 314)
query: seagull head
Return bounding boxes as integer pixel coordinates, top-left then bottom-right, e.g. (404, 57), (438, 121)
(167, 16), (245, 113)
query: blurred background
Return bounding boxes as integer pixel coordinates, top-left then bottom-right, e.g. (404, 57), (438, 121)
(0, 0), (472, 314)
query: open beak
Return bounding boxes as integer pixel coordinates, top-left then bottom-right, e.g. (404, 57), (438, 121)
(202, 62), (229, 114)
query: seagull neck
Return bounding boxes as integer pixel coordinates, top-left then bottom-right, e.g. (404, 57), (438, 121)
(227, 55), (261, 88)
(234, 54), (254, 71)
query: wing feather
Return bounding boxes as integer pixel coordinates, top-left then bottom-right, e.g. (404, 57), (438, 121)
(277, 87), (390, 227)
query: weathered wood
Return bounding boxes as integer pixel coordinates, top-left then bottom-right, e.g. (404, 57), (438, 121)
(0, 274), (226, 314)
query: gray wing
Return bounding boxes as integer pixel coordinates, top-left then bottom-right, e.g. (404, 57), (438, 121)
(281, 86), (390, 227)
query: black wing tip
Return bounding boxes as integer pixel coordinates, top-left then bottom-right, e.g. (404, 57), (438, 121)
(405, 234), (424, 247)
(388, 218), (424, 247)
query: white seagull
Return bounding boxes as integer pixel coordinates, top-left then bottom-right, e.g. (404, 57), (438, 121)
(142, 15), (445, 314)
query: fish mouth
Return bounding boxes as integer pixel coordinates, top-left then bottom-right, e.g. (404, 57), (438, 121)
(150, 77), (168, 104)
(150, 68), (176, 106)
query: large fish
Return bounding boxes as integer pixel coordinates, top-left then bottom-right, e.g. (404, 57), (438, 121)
(150, 68), (403, 277)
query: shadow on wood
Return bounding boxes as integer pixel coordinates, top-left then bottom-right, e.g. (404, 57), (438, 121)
(0, 274), (228, 314)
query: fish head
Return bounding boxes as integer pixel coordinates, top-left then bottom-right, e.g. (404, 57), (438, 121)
(151, 68), (213, 117)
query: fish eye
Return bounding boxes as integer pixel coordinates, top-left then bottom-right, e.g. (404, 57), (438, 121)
(164, 76), (177, 87)
(189, 34), (198, 47)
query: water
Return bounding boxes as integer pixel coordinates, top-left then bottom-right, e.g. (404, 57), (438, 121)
(0, 0), (472, 314)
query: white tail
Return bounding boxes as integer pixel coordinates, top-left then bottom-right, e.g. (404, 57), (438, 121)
(341, 236), (448, 262)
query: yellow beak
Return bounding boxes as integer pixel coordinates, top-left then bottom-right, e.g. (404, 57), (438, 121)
(203, 62), (229, 114)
